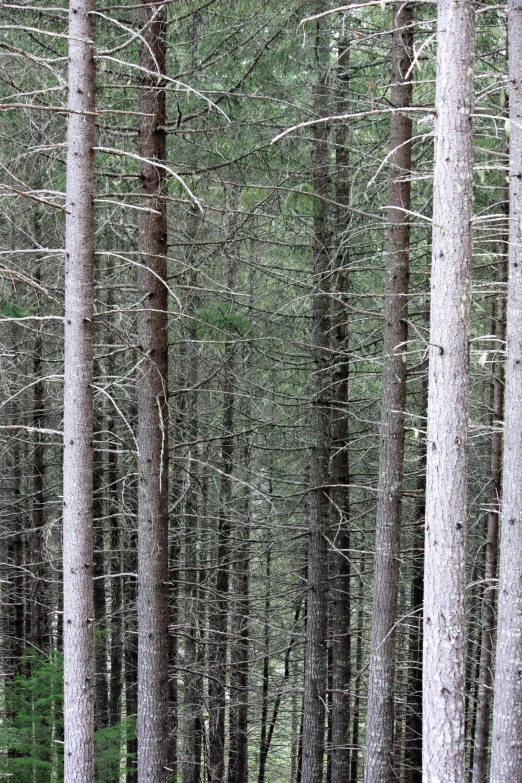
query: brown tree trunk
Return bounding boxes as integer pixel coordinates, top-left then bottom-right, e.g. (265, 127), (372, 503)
(423, 1), (475, 780)
(300, 11), (330, 783)
(257, 546), (272, 783)
(136, 2), (170, 780)
(489, 2), (522, 777)
(403, 379), (427, 783)
(62, 0), (96, 778)
(330, 28), (351, 783)
(208, 247), (237, 783)
(364, 6), (412, 782)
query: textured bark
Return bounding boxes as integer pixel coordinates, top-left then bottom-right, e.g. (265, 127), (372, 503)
(489, 3), (522, 777)
(364, 6), (412, 782)
(62, 0), (96, 779)
(136, 2), (170, 780)
(182, 14), (203, 783)
(471, 177), (507, 783)
(423, 2), (475, 781)
(300, 11), (330, 783)
(330, 29), (351, 783)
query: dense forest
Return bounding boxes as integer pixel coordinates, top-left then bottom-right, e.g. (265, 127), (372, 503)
(0, 0), (521, 781)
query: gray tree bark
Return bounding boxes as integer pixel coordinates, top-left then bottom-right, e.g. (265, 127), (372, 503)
(364, 6), (412, 781)
(471, 171), (507, 783)
(136, 2), (170, 780)
(489, 2), (522, 778)
(62, 0), (96, 779)
(422, 1), (475, 781)
(301, 10), (330, 783)
(330, 29), (351, 783)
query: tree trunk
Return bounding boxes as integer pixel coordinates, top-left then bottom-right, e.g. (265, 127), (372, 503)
(136, 2), (170, 780)
(364, 6), (412, 781)
(31, 251), (48, 652)
(423, 1), (475, 780)
(489, 3), (522, 777)
(62, 0), (96, 778)
(330, 28), (351, 783)
(350, 565), (365, 783)
(403, 380), (427, 783)
(257, 546), (271, 783)
(471, 176), (507, 783)
(301, 10), (331, 783)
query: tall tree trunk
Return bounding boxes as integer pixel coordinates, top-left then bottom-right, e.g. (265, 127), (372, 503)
(257, 546), (271, 783)
(364, 6), (412, 781)
(471, 175), (508, 783)
(107, 284), (123, 726)
(489, 3), (522, 777)
(350, 565), (365, 783)
(301, 10), (331, 783)
(93, 431), (109, 730)
(228, 372), (252, 783)
(208, 220), (238, 783)
(403, 380), (427, 783)
(136, 2), (170, 780)
(423, 1), (475, 780)
(330, 28), (351, 783)
(62, 0), (96, 779)
(31, 251), (47, 652)
(125, 526), (138, 783)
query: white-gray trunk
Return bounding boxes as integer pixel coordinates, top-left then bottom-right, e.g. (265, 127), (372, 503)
(423, 1), (475, 781)
(489, 2), (522, 779)
(62, 0), (96, 780)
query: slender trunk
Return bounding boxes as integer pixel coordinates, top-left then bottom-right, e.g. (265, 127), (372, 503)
(403, 390), (427, 783)
(423, 1), (475, 780)
(136, 2), (169, 779)
(301, 10), (331, 783)
(257, 547), (271, 783)
(31, 252), (47, 651)
(364, 7), (412, 781)
(182, 273), (201, 783)
(350, 566), (365, 783)
(62, 0), (96, 778)
(125, 526), (138, 783)
(471, 158), (508, 783)
(228, 411), (251, 783)
(107, 289), (123, 726)
(489, 3), (522, 777)
(208, 226), (238, 783)
(93, 430), (109, 730)
(330, 29), (351, 783)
